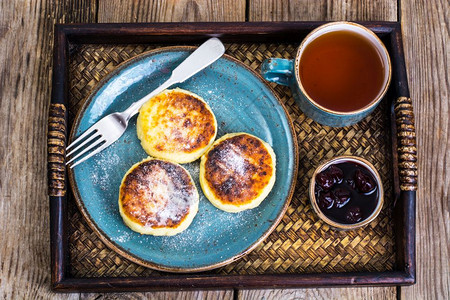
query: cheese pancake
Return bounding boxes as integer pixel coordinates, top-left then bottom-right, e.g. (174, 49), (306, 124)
(199, 133), (276, 213)
(119, 158), (199, 236)
(137, 88), (217, 164)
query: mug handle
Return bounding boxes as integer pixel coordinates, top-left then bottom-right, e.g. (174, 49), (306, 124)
(261, 58), (295, 86)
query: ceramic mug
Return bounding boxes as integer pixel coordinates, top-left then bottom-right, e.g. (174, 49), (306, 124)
(261, 22), (391, 127)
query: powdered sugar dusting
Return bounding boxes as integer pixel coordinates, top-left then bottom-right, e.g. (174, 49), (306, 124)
(90, 151), (120, 192)
(221, 144), (247, 175)
(157, 202), (256, 255)
(186, 161), (200, 179)
(111, 230), (133, 243)
(127, 162), (197, 227)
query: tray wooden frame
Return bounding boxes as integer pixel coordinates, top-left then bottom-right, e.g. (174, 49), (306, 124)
(48, 22), (416, 292)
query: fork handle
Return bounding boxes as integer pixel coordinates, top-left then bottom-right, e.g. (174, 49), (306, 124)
(123, 38), (225, 119)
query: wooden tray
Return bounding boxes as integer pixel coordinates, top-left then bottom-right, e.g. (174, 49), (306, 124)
(47, 22), (416, 292)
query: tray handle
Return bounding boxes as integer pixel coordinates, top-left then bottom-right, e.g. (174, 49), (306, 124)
(48, 103), (66, 197)
(394, 96), (417, 191)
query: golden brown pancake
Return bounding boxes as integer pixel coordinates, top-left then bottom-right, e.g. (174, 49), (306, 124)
(136, 88), (217, 163)
(199, 133), (276, 213)
(119, 157), (199, 236)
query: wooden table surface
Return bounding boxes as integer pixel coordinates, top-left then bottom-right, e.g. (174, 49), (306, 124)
(0, 0), (448, 299)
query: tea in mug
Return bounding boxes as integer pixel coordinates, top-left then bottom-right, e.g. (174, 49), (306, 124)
(299, 30), (386, 113)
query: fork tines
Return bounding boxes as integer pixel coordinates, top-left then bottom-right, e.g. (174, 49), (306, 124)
(66, 128), (105, 168)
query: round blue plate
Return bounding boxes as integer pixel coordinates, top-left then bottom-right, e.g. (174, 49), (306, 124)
(68, 47), (298, 272)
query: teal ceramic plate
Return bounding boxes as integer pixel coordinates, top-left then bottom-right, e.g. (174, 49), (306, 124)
(68, 47), (298, 272)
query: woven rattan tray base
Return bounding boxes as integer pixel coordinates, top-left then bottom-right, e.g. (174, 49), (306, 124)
(67, 43), (395, 278)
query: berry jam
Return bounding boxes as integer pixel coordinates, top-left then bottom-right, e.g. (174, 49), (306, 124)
(314, 161), (379, 224)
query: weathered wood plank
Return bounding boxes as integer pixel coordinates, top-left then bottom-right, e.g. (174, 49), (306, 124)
(79, 291), (234, 300)
(0, 0), (96, 299)
(400, 0), (450, 298)
(239, 287), (397, 300)
(248, 0), (397, 22)
(97, 0), (246, 23)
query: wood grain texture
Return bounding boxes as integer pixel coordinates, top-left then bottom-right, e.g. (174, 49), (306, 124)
(248, 0), (397, 22)
(79, 291), (234, 300)
(400, 0), (450, 299)
(245, 1), (398, 299)
(97, 0), (246, 22)
(238, 287), (397, 300)
(0, 0), (94, 299)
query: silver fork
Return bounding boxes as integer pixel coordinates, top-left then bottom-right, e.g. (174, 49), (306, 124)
(66, 38), (225, 168)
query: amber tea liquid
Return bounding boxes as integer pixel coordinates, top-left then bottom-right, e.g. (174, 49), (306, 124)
(299, 30), (385, 112)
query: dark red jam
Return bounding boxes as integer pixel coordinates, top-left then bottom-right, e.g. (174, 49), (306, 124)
(314, 161), (379, 224)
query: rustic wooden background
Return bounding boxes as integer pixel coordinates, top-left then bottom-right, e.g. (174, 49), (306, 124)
(0, 0), (448, 299)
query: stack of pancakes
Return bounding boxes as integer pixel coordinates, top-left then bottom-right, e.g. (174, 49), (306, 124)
(119, 88), (276, 236)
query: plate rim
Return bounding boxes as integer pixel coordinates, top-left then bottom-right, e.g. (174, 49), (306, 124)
(68, 46), (299, 273)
